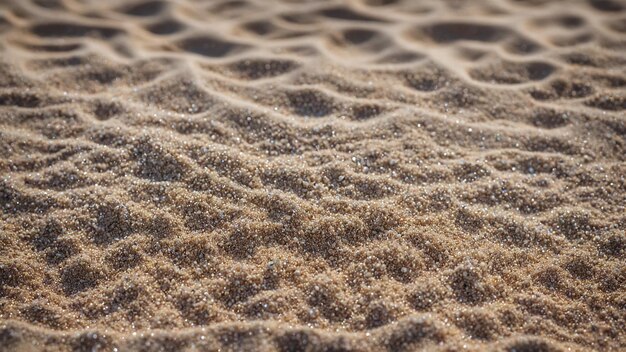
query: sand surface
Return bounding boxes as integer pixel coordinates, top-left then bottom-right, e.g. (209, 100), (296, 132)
(0, 0), (625, 351)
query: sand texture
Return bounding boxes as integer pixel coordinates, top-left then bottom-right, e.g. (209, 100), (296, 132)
(0, 0), (625, 351)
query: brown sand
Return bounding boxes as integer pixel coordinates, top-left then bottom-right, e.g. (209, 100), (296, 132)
(0, 0), (625, 351)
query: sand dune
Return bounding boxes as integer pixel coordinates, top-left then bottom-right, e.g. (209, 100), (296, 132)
(0, 0), (625, 351)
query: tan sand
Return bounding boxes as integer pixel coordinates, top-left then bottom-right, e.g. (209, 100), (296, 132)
(0, 0), (625, 351)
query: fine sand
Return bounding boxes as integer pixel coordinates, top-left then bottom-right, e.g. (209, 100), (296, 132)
(0, 0), (625, 351)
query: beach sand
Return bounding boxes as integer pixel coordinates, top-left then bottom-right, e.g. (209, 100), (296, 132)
(0, 0), (625, 351)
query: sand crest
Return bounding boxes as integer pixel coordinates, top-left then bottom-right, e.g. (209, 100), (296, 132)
(0, 0), (625, 351)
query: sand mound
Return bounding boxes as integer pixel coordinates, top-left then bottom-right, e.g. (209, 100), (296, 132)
(0, 0), (625, 351)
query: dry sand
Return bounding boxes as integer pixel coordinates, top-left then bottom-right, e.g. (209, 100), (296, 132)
(0, 0), (625, 351)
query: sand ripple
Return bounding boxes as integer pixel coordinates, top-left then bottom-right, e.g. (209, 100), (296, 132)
(0, 0), (624, 351)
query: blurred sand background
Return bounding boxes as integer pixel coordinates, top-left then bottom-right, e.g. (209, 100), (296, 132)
(0, 0), (625, 351)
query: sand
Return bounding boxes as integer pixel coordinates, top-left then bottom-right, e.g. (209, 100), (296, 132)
(0, 0), (625, 351)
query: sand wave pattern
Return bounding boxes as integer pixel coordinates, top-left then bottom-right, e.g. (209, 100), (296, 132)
(0, 0), (625, 351)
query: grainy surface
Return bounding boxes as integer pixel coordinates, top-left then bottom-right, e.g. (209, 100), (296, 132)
(0, 0), (625, 351)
